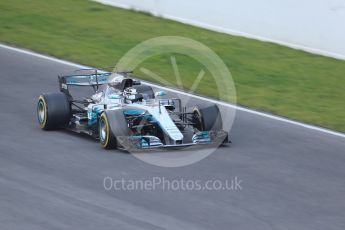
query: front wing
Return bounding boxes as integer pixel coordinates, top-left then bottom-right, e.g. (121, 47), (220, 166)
(116, 130), (229, 150)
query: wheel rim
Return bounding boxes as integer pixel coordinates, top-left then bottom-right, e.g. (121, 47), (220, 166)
(193, 110), (203, 131)
(37, 100), (45, 124)
(99, 118), (107, 142)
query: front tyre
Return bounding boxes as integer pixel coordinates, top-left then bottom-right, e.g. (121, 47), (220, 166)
(193, 103), (223, 131)
(37, 92), (71, 130)
(99, 113), (117, 149)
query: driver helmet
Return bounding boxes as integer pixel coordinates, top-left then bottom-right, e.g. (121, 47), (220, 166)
(108, 74), (124, 88)
(124, 87), (143, 103)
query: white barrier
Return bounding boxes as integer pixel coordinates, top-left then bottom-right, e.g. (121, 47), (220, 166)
(95, 0), (345, 60)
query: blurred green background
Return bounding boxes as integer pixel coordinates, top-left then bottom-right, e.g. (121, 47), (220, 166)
(0, 0), (344, 132)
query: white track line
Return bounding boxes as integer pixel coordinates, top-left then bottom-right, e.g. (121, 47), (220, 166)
(94, 0), (345, 61)
(1, 43), (344, 139)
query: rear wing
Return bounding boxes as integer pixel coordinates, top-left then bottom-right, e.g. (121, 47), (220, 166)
(58, 69), (136, 99)
(58, 71), (112, 96)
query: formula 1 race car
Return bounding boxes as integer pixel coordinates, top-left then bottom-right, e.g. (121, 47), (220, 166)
(37, 69), (229, 150)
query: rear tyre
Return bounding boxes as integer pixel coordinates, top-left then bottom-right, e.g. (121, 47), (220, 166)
(193, 103), (223, 131)
(133, 85), (155, 99)
(37, 92), (71, 130)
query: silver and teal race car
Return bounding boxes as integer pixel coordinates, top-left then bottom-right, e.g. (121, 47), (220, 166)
(37, 69), (229, 150)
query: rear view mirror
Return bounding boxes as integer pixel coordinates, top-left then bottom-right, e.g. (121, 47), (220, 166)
(133, 80), (141, 85)
(155, 91), (167, 97)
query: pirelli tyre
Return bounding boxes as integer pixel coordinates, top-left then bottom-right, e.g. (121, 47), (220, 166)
(132, 85), (155, 99)
(99, 110), (130, 149)
(37, 92), (71, 130)
(193, 103), (223, 131)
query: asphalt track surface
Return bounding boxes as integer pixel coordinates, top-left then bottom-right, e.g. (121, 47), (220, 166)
(1, 45), (345, 230)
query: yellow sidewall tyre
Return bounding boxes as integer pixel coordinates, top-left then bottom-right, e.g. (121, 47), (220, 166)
(99, 113), (117, 149)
